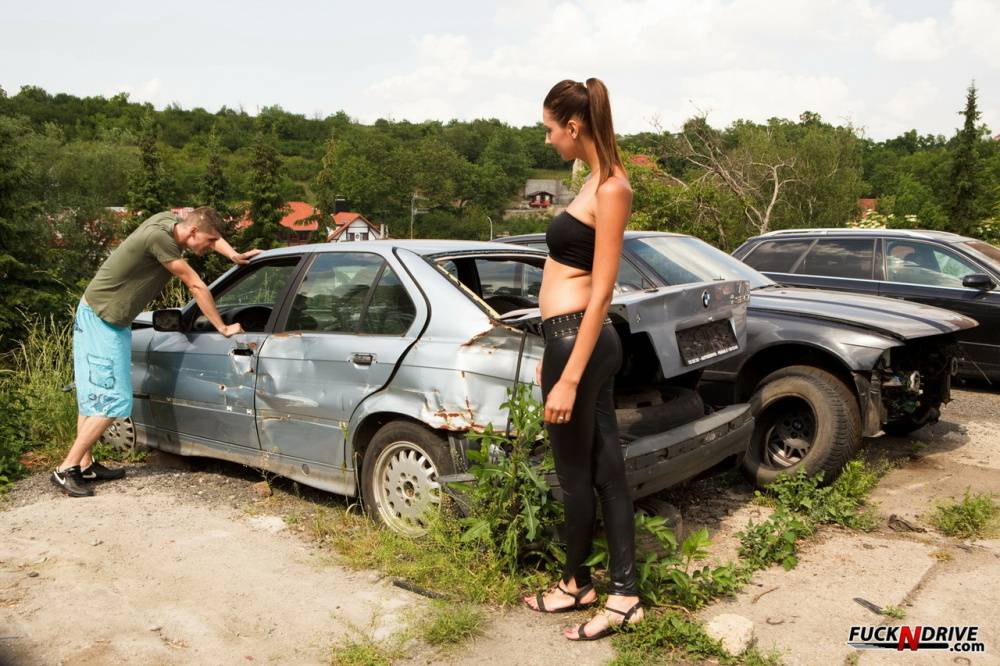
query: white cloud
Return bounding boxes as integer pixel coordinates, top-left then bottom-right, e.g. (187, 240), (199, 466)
(886, 80), (939, 121)
(874, 18), (948, 62)
(950, 0), (1000, 68)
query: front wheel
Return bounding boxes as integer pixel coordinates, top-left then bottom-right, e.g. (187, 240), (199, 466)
(361, 421), (455, 536)
(742, 365), (860, 486)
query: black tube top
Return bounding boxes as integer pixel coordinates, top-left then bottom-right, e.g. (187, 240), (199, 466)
(546, 211), (595, 271)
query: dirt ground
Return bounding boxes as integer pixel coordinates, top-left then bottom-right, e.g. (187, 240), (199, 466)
(2, 386), (999, 666)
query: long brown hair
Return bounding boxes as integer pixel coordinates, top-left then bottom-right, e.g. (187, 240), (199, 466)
(543, 78), (624, 185)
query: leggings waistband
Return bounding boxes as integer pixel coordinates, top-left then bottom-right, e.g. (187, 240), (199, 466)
(541, 311), (613, 341)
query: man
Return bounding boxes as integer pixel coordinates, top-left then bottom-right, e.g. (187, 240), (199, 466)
(52, 207), (261, 497)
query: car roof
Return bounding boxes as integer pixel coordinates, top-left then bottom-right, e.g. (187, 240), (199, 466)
(747, 228), (975, 243)
(252, 239), (545, 260)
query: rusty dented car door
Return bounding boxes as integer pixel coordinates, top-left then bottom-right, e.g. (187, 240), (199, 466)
(254, 250), (427, 469)
(146, 258), (303, 450)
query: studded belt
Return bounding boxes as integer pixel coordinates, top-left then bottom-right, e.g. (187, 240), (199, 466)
(541, 311), (613, 341)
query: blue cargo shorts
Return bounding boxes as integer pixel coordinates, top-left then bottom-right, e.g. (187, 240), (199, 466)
(73, 299), (133, 418)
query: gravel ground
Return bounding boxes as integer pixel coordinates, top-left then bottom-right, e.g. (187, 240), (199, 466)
(2, 386), (998, 665)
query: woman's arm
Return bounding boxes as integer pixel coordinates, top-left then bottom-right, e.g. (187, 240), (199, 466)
(543, 178), (631, 424)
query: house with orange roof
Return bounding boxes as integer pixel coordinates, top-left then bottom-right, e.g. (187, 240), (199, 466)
(326, 212), (387, 242)
(236, 201), (322, 245)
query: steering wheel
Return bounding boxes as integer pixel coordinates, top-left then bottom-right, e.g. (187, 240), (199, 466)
(228, 305), (272, 332)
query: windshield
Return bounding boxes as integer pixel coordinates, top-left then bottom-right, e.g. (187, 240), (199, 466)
(963, 240), (1000, 271)
(626, 236), (774, 289)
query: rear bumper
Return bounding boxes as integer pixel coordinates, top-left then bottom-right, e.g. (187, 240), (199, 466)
(441, 404), (754, 506)
(547, 403), (754, 501)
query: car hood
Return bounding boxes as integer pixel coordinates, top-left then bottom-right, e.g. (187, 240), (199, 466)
(749, 287), (978, 340)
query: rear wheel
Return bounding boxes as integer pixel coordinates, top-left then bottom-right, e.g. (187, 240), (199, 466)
(742, 366), (860, 486)
(361, 421), (455, 536)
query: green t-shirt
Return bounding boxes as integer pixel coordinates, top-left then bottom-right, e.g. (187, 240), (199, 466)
(84, 212), (185, 326)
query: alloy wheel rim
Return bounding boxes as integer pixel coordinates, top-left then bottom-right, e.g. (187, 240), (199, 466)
(762, 399), (816, 468)
(372, 441), (441, 536)
(100, 417), (136, 452)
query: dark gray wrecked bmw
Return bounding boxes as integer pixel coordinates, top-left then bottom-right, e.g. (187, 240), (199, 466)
(114, 240), (753, 534)
(501, 231), (978, 485)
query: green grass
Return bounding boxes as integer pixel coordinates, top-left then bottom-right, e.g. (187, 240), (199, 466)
(307, 503), (540, 606)
(881, 605), (907, 620)
(608, 610), (783, 665)
(329, 637), (397, 666)
(930, 490), (999, 539)
(412, 600), (486, 647)
(0, 313), (78, 485)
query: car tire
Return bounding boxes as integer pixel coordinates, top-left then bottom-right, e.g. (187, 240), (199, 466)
(742, 365), (860, 487)
(616, 387), (704, 439)
(361, 421), (456, 536)
(99, 417), (138, 453)
(634, 497), (685, 542)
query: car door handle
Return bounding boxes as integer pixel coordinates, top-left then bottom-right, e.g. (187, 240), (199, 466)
(352, 353), (374, 366)
(232, 348), (254, 357)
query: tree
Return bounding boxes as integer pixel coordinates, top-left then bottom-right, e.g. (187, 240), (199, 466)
(126, 114), (171, 220)
(313, 137), (340, 219)
(244, 126), (285, 249)
(479, 127), (532, 195)
(672, 117), (798, 236)
(949, 83), (985, 234)
(0, 116), (63, 348)
(200, 129), (229, 216)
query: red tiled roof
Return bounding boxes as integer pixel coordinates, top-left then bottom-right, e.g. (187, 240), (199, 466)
(629, 154), (656, 167)
(327, 212), (381, 240)
(332, 211), (364, 226)
(280, 201), (318, 231)
(236, 201), (319, 231)
(857, 198), (878, 212)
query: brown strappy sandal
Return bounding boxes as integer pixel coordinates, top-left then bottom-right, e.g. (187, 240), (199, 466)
(567, 600), (643, 641)
(525, 582), (598, 613)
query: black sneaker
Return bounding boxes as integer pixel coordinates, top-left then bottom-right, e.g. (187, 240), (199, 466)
(81, 460), (127, 482)
(50, 466), (94, 497)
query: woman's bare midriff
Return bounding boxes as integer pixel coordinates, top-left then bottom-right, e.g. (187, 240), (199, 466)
(539, 256), (593, 319)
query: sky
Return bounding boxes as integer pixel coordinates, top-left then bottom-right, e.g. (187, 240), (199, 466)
(2, 0), (998, 140)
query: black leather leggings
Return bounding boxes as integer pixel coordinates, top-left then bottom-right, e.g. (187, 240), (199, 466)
(541, 316), (638, 596)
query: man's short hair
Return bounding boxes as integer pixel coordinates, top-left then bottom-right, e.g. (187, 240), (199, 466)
(185, 207), (226, 237)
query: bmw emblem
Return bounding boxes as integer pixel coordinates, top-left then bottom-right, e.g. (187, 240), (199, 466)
(702, 290), (711, 308)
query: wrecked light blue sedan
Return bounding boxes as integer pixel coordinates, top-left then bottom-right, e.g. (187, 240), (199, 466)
(119, 240), (753, 534)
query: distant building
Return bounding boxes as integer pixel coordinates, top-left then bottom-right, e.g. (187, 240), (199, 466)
(857, 198), (879, 216)
(326, 212), (387, 242)
(236, 201), (321, 246)
(523, 179), (573, 207)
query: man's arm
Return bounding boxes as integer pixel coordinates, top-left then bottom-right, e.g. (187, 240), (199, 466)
(212, 237), (262, 265)
(163, 258), (242, 337)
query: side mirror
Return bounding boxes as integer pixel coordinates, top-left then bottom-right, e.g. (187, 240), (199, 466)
(152, 309), (183, 332)
(962, 274), (996, 291)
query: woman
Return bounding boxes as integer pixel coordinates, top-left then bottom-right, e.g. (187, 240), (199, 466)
(521, 78), (643, 641)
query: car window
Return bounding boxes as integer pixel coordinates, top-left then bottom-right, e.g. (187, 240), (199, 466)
(360, 265), (417, 335)
(884, 240), (981, 288)
(617, 259), (651, 292)
(216, 262), (298, 308)
(285, 252), (384, 333)
(796, 239), (874, 279)
(964, 240), (1000, 269)
(742, 240), (812, 273)
(192, 260), (299, 332)
(628, 236), (773, 288)
(475, 258), (543, 301)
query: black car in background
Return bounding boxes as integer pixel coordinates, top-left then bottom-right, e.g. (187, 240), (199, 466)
(498, 231), (976, 485)
(732, 229), (1000, 382)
